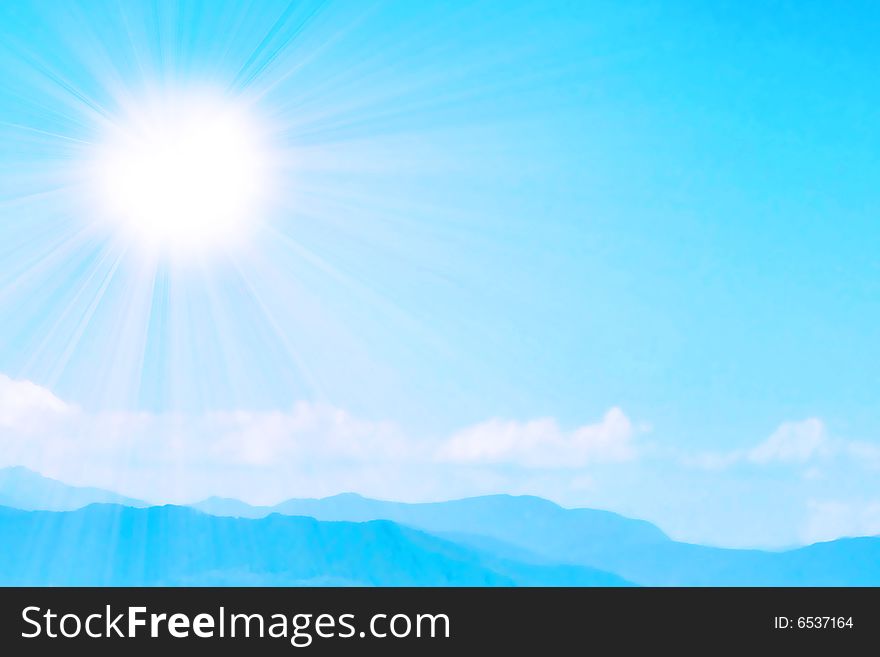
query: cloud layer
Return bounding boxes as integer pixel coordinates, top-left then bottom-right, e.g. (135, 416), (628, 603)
(437, 407), (635, 468)
(3, 373), (880, 548)
(0, 374), (639, 505)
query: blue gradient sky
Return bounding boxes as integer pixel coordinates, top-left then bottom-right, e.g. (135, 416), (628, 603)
(0, 0), (878, 547)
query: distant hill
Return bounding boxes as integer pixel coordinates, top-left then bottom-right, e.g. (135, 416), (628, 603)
(192, 493), (670, 567)
(4, 469), (880, 586)
(0, 466), (147, 511)
(0, 505), (630, 586)
(584, 537), (880, 586)
(192, 493), (880, 586)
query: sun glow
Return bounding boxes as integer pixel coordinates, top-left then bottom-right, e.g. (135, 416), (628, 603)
(90, 92), (272, 257)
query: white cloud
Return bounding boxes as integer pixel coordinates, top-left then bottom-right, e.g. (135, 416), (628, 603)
(747, 418), (828, 464)
(0, 398), (414, 503)
(436, 407), (636, 468)
(206, 403), (410, 467)
(0, 374), (74, 432)
(0, 375), (637, 504)
(685, 418), (834, 469)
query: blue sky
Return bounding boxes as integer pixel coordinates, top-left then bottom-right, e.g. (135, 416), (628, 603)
(0, 0), (878, 547)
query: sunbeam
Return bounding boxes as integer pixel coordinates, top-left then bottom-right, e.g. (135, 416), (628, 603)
(0, 0), (587, 425)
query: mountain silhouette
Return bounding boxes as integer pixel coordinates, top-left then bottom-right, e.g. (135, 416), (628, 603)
(193, 492), (670, 566)
(4, 467), (880, 586)
(0, 504), (630, 586)
(192, 492), (880, 585)
(0, 466), (147, 511)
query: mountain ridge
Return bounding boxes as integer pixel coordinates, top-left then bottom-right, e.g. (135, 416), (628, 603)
(0, 466), (147, 511)
(0, 503), (630, 586)
(4, 466), (880, 586)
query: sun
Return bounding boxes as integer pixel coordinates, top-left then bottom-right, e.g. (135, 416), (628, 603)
(89, 91), (272, 258)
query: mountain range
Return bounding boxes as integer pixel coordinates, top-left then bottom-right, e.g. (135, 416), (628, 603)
(1, 466), (878, 586)
(0, 504), (629, 586)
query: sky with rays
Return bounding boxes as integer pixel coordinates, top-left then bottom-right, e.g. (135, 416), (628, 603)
(0, 0), (879, 548)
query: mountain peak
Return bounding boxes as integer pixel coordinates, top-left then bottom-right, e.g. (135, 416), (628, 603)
(0, 466), (147, 511)
(320, 492), (368, 502)
(0, 465), (42, 478)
